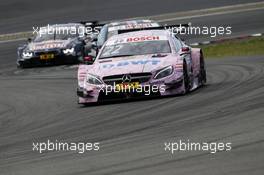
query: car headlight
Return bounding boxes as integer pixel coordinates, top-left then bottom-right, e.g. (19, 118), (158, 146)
(22, 51), (33, 58)
(86, 73), (103, 85)
(63, 47), (75, 54)
(154, 66), (173, 79)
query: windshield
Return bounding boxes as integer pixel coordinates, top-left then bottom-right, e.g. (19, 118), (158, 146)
(107, 30), (117, 40)
(107, 22), (160, 40)
(34, 30), (77, 42)
(99, 40), (171, 59)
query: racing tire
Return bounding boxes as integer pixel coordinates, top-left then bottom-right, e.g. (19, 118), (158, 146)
(182, 60), (190, 94)
(17, 63), (30, 69)
(199, 52), (207, 85)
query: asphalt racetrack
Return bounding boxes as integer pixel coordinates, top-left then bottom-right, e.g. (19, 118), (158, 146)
(0, 0), (264, 174)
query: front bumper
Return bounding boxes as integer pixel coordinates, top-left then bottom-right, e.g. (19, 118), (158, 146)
(77, 75), (185, 104)
(17, 53), (79, 67)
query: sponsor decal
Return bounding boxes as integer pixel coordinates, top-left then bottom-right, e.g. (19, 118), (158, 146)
(106, 36), (167, 45)
(32, 43), (66, 50)
(101, 59), (161, 69)
(175, 64), (183, 69)
(127, 36), (161, 42)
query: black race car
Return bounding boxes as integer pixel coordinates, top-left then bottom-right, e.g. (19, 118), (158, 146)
(17, 23), (89, 68)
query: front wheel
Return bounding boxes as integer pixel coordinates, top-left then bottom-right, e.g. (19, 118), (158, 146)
(182, 61), (190, 94)
(17, 62), (30, 69)
(199, 53), (207, 85)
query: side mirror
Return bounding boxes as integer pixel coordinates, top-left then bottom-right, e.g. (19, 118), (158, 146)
(83, 55), (95, 65)
(180, 47), (190, 56)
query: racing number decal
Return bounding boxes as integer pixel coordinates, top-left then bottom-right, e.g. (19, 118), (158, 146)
(102, 45), (124, 56)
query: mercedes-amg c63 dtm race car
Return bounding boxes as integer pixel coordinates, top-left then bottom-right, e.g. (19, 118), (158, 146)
(77, 29), (206, 104)
(17, 23), (89, 68)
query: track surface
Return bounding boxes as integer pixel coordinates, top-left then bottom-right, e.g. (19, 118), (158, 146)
(0, 0), (263, 33)
(1, 0), (264, 174)
(1, 55), (264, 175)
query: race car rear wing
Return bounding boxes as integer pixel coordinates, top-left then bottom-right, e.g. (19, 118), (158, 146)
(117, 24), (190, 34)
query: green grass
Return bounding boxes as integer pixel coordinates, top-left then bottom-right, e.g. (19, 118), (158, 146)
(200, 36), (264, 58)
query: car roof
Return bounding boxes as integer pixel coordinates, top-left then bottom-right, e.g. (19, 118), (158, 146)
(107, 19), (157, 27)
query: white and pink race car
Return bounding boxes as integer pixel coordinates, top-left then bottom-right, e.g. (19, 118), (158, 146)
(77, 29), (206, 104)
